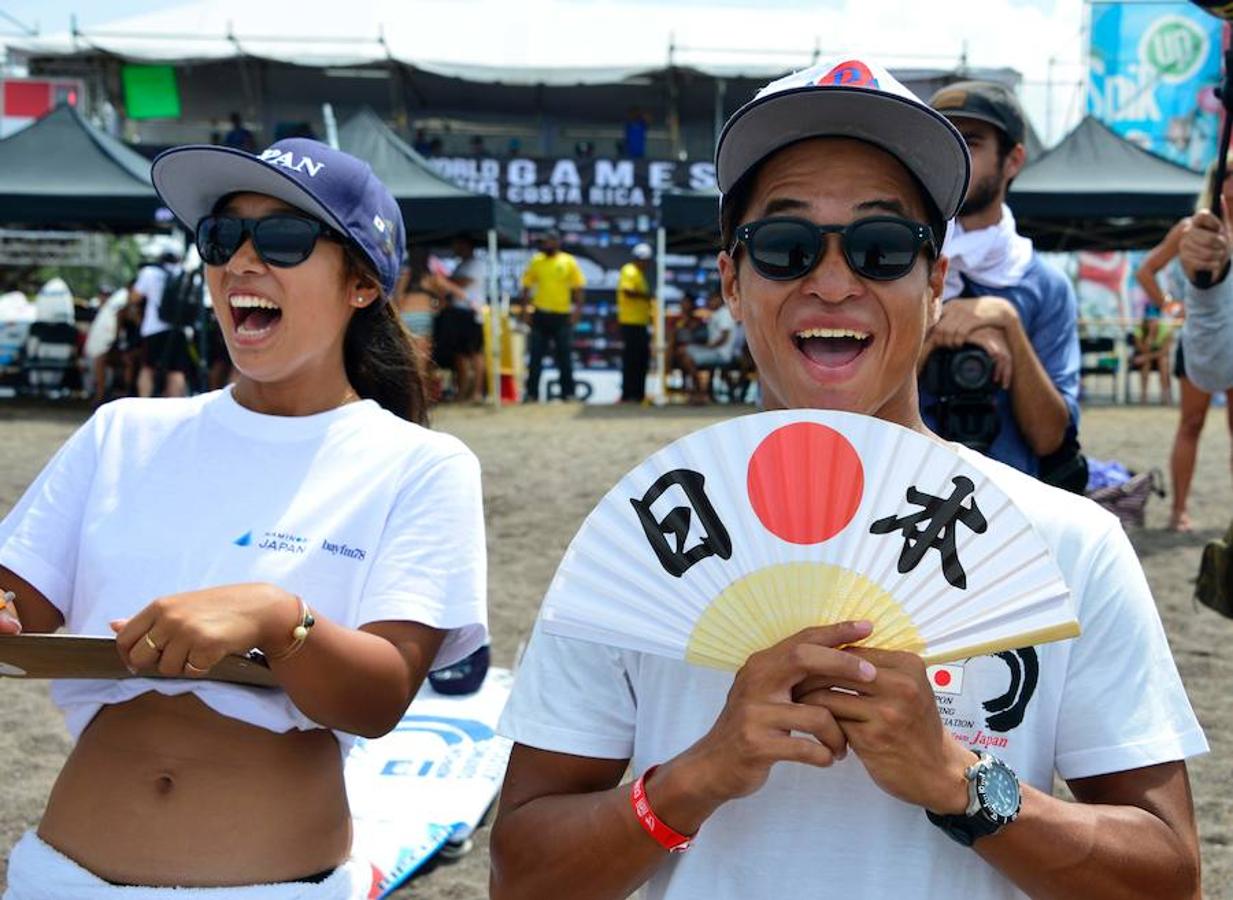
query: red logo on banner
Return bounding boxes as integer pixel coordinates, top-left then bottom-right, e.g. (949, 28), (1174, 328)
(817, 60), (880, 89)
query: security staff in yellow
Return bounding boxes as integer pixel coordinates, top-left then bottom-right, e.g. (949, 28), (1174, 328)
(617, 243), (656, 403)
(520, 230), (586, 401)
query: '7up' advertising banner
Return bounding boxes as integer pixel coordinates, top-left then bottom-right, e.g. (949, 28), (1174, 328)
(1088, 1), (1223, 169)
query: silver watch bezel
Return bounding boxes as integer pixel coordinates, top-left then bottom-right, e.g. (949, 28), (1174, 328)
(964, 752), (1022, 828)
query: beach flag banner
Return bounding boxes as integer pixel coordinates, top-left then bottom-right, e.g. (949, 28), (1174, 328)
(346, 668), (514, 898)
(542, 410), (1079, 669)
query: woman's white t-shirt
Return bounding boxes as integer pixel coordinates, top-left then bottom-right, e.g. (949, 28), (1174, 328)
(0, 388), (488, 749)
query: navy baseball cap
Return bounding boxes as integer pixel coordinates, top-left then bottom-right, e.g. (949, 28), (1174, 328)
(151, 138), (406, 299)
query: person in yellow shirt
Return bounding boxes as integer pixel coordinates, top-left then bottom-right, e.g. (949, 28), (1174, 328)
(520, 230), (587, 401)
(617, 242), (655, 402)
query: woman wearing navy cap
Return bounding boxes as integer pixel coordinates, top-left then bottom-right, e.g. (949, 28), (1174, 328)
(0, 139), (488, 898)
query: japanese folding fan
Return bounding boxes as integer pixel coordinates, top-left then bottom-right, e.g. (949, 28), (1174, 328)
(541, 410), (1079, 670)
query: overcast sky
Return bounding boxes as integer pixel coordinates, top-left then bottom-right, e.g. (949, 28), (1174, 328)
(1, 0), (1090, 142)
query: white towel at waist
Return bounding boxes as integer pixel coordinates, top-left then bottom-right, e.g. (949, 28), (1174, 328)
(3, 831), (370, 900)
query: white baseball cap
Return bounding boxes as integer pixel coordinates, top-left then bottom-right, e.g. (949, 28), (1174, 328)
(715, 57), (971, 222)
(632, 242), (654, 259)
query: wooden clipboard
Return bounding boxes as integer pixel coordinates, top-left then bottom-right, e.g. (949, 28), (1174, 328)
(0, 634), (277, 688)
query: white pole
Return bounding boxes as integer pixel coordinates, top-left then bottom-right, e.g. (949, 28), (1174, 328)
(653, 225), (668, 405)
(487, 228), (501, 407)
(322, 103), (339, 150)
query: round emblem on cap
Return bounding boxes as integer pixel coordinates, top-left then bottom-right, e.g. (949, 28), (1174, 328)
(817, 60), (880, 89)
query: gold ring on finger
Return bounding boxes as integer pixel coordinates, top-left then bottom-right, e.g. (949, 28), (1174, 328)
(184, 661), (208, 675)
(143, 633), (163, 653)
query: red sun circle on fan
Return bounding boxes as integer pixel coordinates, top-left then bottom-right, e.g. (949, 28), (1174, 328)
(933, 669), (952, 688)
(746, 422), (864, 544)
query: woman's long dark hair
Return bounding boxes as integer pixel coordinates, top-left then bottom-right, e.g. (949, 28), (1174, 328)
(342, 246), (430, 426)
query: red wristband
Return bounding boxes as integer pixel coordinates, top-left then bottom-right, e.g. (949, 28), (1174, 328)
(630, 765), (694, 853)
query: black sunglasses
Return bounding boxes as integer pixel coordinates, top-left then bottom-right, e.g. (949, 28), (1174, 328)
(196, 214), (340, 268)
(731, 216), (935, 282)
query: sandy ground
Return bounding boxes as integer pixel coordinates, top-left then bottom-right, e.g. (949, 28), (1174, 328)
(1, 398), (1232, 898)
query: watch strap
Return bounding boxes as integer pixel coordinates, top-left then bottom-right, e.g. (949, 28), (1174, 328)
(925, 807), (1003, 847)
(630, 766), (694, 853)
(926, 753), (1020, 847)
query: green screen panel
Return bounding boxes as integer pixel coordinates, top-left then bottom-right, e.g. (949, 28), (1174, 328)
(121, 65), (181, 120)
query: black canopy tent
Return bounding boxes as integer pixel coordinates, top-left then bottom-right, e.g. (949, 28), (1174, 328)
(0, 104), (164, 230)
(1008, 116), (1204, 251)
(336, 108), (522, 245)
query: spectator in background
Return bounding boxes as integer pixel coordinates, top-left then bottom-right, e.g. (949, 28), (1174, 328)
(1130, 304), (1173, 405)
(470, 135), (487, 156)
(82, 284), (128, 406)
(115, 279), (144, 394)
(677, 289), (737, 405)
(1156, 160), (1233, 531)
(413, 128), (433, 156)
(616, 242), (655, 403)
(623, 107), (649, 159)
(923, 81), (1082, 491)
(520, 230), (586, 402)
(1136, 223), (1187, 319)
(132, 250), (192, 398)
(436, 236), (489, 404)
(1179, 161), (1233, 394)
(397, 247), (440, 355)
(670, 294), (709, 359)
(429, 137), (444, 156)
(221, 112), (256, 153)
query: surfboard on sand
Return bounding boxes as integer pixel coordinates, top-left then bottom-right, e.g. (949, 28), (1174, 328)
(346, 667), (514, 898)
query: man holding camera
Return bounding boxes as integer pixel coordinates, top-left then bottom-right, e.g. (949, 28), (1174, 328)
(922, 82), (1080, 484)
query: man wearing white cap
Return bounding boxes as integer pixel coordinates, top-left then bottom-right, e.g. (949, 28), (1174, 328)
(492, 58), (1203, 900)
(618, 242), (656, 403)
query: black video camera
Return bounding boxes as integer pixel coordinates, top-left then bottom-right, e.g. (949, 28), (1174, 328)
(920, 344), (1001, 451)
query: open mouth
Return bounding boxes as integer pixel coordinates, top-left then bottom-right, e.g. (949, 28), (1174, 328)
(229, 294), (283, 338)
(793, 327), (872, 369)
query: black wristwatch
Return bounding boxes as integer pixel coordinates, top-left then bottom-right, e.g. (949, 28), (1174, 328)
(926, 752), (1022, 847)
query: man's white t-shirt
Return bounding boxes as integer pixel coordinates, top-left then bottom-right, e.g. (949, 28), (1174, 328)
(499, 446), (1206, 900)
(707, 306), (738, 360)
(0, 388), (488, 752)
(134, 264), (174, 338)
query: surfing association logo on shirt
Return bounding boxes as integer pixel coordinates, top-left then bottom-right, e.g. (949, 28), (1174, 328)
(930, 648), (1040, 751)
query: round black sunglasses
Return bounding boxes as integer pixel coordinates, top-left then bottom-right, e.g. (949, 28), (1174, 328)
(196, 214), (341, 268)
(731, 216), (936, 282)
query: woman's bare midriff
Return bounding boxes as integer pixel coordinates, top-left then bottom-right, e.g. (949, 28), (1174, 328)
(37, 692), (351, 887)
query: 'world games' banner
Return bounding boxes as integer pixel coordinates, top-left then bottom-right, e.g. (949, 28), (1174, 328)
(1088, 1), (1223, 170)
(428, 156), (718, 210)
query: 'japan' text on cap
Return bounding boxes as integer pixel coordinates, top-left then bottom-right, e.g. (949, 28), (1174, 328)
(151, 138), (406, 300)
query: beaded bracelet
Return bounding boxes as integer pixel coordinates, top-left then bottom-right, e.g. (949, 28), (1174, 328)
(266, 596), (315, 662)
